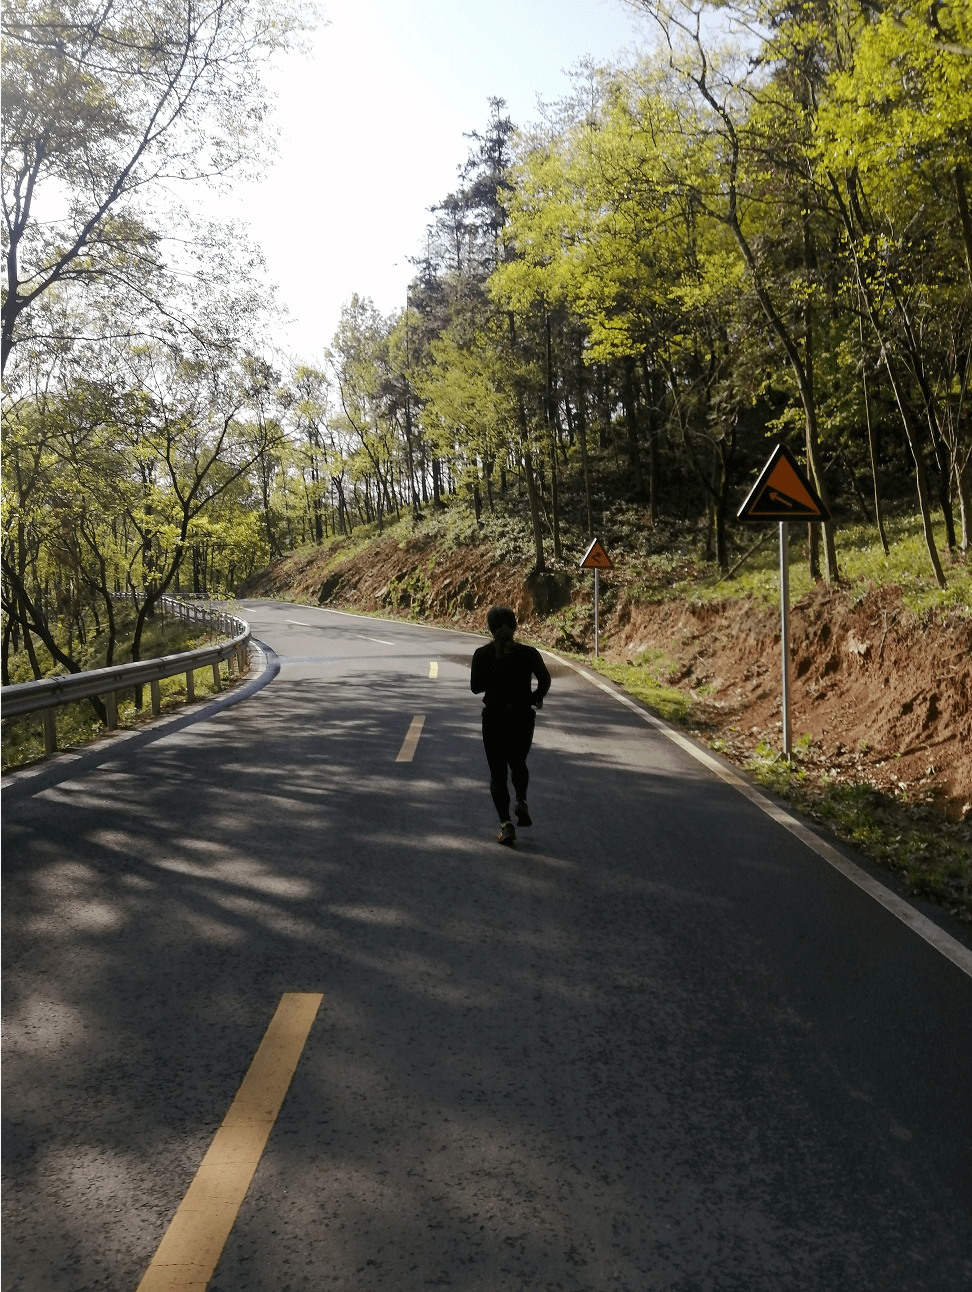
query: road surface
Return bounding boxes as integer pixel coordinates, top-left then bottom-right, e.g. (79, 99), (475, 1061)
(3, 600), (971, 1291)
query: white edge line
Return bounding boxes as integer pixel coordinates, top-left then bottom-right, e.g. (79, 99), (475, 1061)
(245, 601), (971, 979)
(547, 651), (972, 982)
(2, 641), (278, 793)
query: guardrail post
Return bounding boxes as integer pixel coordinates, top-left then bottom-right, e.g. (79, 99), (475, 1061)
(2, 602), (249, 760)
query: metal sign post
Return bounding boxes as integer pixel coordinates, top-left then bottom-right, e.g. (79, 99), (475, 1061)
(579, 537), (614, 661)
(779, 521), (791, 758)
(594, 567), (600, 658)
(737, 443), (831, 762)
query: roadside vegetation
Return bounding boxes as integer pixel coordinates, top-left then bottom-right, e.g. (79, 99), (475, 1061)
(240, 478), (971, 925)
(2, 3), (969, 913)
(1, 605), (232, 772)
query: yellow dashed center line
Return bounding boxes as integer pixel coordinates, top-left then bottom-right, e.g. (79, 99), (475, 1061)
(135, 993), (322, 1292)
(429, 660), (439, 678)
(396, 714), (426, 762)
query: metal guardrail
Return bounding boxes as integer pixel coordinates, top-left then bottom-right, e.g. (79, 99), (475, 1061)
(1, 595), (251, 757)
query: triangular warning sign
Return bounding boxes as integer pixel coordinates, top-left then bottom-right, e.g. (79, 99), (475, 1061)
(579, 537), (614, 570)
(737, 443), (831, 523)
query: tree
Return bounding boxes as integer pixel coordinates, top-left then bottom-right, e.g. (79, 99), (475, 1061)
(2, 0), (317, 375)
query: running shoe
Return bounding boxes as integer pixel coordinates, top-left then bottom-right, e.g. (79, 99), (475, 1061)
(515, 800), (532, 827)
(497, 821), (516, 846)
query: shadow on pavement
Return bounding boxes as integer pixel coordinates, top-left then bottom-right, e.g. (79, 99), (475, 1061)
(3, 672), (971, 1291)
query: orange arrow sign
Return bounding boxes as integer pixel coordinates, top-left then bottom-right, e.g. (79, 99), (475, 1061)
(579, 537), (614, 570)
(737, 444), (831, 522)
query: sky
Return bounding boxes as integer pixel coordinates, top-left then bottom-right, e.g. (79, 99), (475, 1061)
(222, 0), (653, 360)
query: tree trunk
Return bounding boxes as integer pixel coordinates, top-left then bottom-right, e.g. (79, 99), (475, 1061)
(699, 438), (717, 561)
(545, 314), (563, 560)
(523, 443), (545, 572)
(508, 310), (545, 571)
(576, 360), (594, 536)
(883, 354), (947, 587)
(954, 165), (972, 286)
(621, 358), (644, 495)
(1, 612), (12, 686)
(955, 455), (972, 554)
(829, 173), (946, 586)
(726, 203), (838, 581)
(714, 451), (729, 570)
(432, 457), (442, 508)
(640, 355), (660, 525)
(860, 304), (890, 555)
(2, 561), (106, 721)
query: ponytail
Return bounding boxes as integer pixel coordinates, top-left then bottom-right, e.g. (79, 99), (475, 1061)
(486, 604), (517, 657)
(492, 624), (516, 657)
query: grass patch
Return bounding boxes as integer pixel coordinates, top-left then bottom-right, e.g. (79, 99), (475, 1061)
(2, 608), (235, 773)
(742, 744), (972, 923)
(593, 652), (694, 725)
(683, 513), (971, 611)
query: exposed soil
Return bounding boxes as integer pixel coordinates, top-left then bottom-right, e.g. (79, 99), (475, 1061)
(613, 584), (972, 823)
(240, 532), (972, 821)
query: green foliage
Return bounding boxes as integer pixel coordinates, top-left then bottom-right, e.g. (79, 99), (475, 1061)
(734, 736), (971, 922)
(593, 652), (694, 724)
(672, 514), (972, 613)
(1, 610), (233, 771)
(6, 7), (972, 700)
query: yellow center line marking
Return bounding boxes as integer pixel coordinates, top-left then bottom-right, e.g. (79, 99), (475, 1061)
(396, 714), (426, 762)
(429, 660), (439, 678)
(135, 992), (323, 1292)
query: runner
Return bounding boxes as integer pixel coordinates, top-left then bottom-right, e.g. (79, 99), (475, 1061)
(470, 605), (551, 845)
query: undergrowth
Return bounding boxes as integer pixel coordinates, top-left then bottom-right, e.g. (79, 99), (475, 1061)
(2, 610), (233, 773)
(652, 512), (971, 612)
(592, 651), (693, 724)
(742, 739), (972, 923)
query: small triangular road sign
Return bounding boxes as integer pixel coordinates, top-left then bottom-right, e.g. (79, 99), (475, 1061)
(737, 443), (831, 523)
(579, 537), (614, 570)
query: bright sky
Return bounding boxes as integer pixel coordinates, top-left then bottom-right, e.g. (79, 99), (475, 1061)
(225, 0), (652, 360)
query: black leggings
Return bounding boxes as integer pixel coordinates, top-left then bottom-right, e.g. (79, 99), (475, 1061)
(481, 707), (535, 821)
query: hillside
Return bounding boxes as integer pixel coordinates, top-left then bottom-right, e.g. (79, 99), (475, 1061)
(239, 500), (972, 921)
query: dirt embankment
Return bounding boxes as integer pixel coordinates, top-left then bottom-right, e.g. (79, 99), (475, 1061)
(240, 534), (971, 820)
(614, 586), (971, 821)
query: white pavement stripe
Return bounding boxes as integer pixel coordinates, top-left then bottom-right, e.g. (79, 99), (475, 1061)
(550, 652), (972, 981)
(285, 620), (310, 625)
(396, 715), (426, 763)
(355, 633), (396, 646)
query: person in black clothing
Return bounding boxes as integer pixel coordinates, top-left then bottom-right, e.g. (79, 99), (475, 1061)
(470, 605), (551, 845)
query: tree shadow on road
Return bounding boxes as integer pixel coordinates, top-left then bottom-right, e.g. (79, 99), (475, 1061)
(4, 673), (971, 1291)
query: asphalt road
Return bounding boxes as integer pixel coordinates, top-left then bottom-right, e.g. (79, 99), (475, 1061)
(3, 600), (971, 1292)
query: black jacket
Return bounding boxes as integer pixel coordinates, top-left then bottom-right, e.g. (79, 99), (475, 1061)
(470, 641), (551, 711)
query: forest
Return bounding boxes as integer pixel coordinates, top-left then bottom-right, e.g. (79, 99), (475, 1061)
(2, 0), (971, 690)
